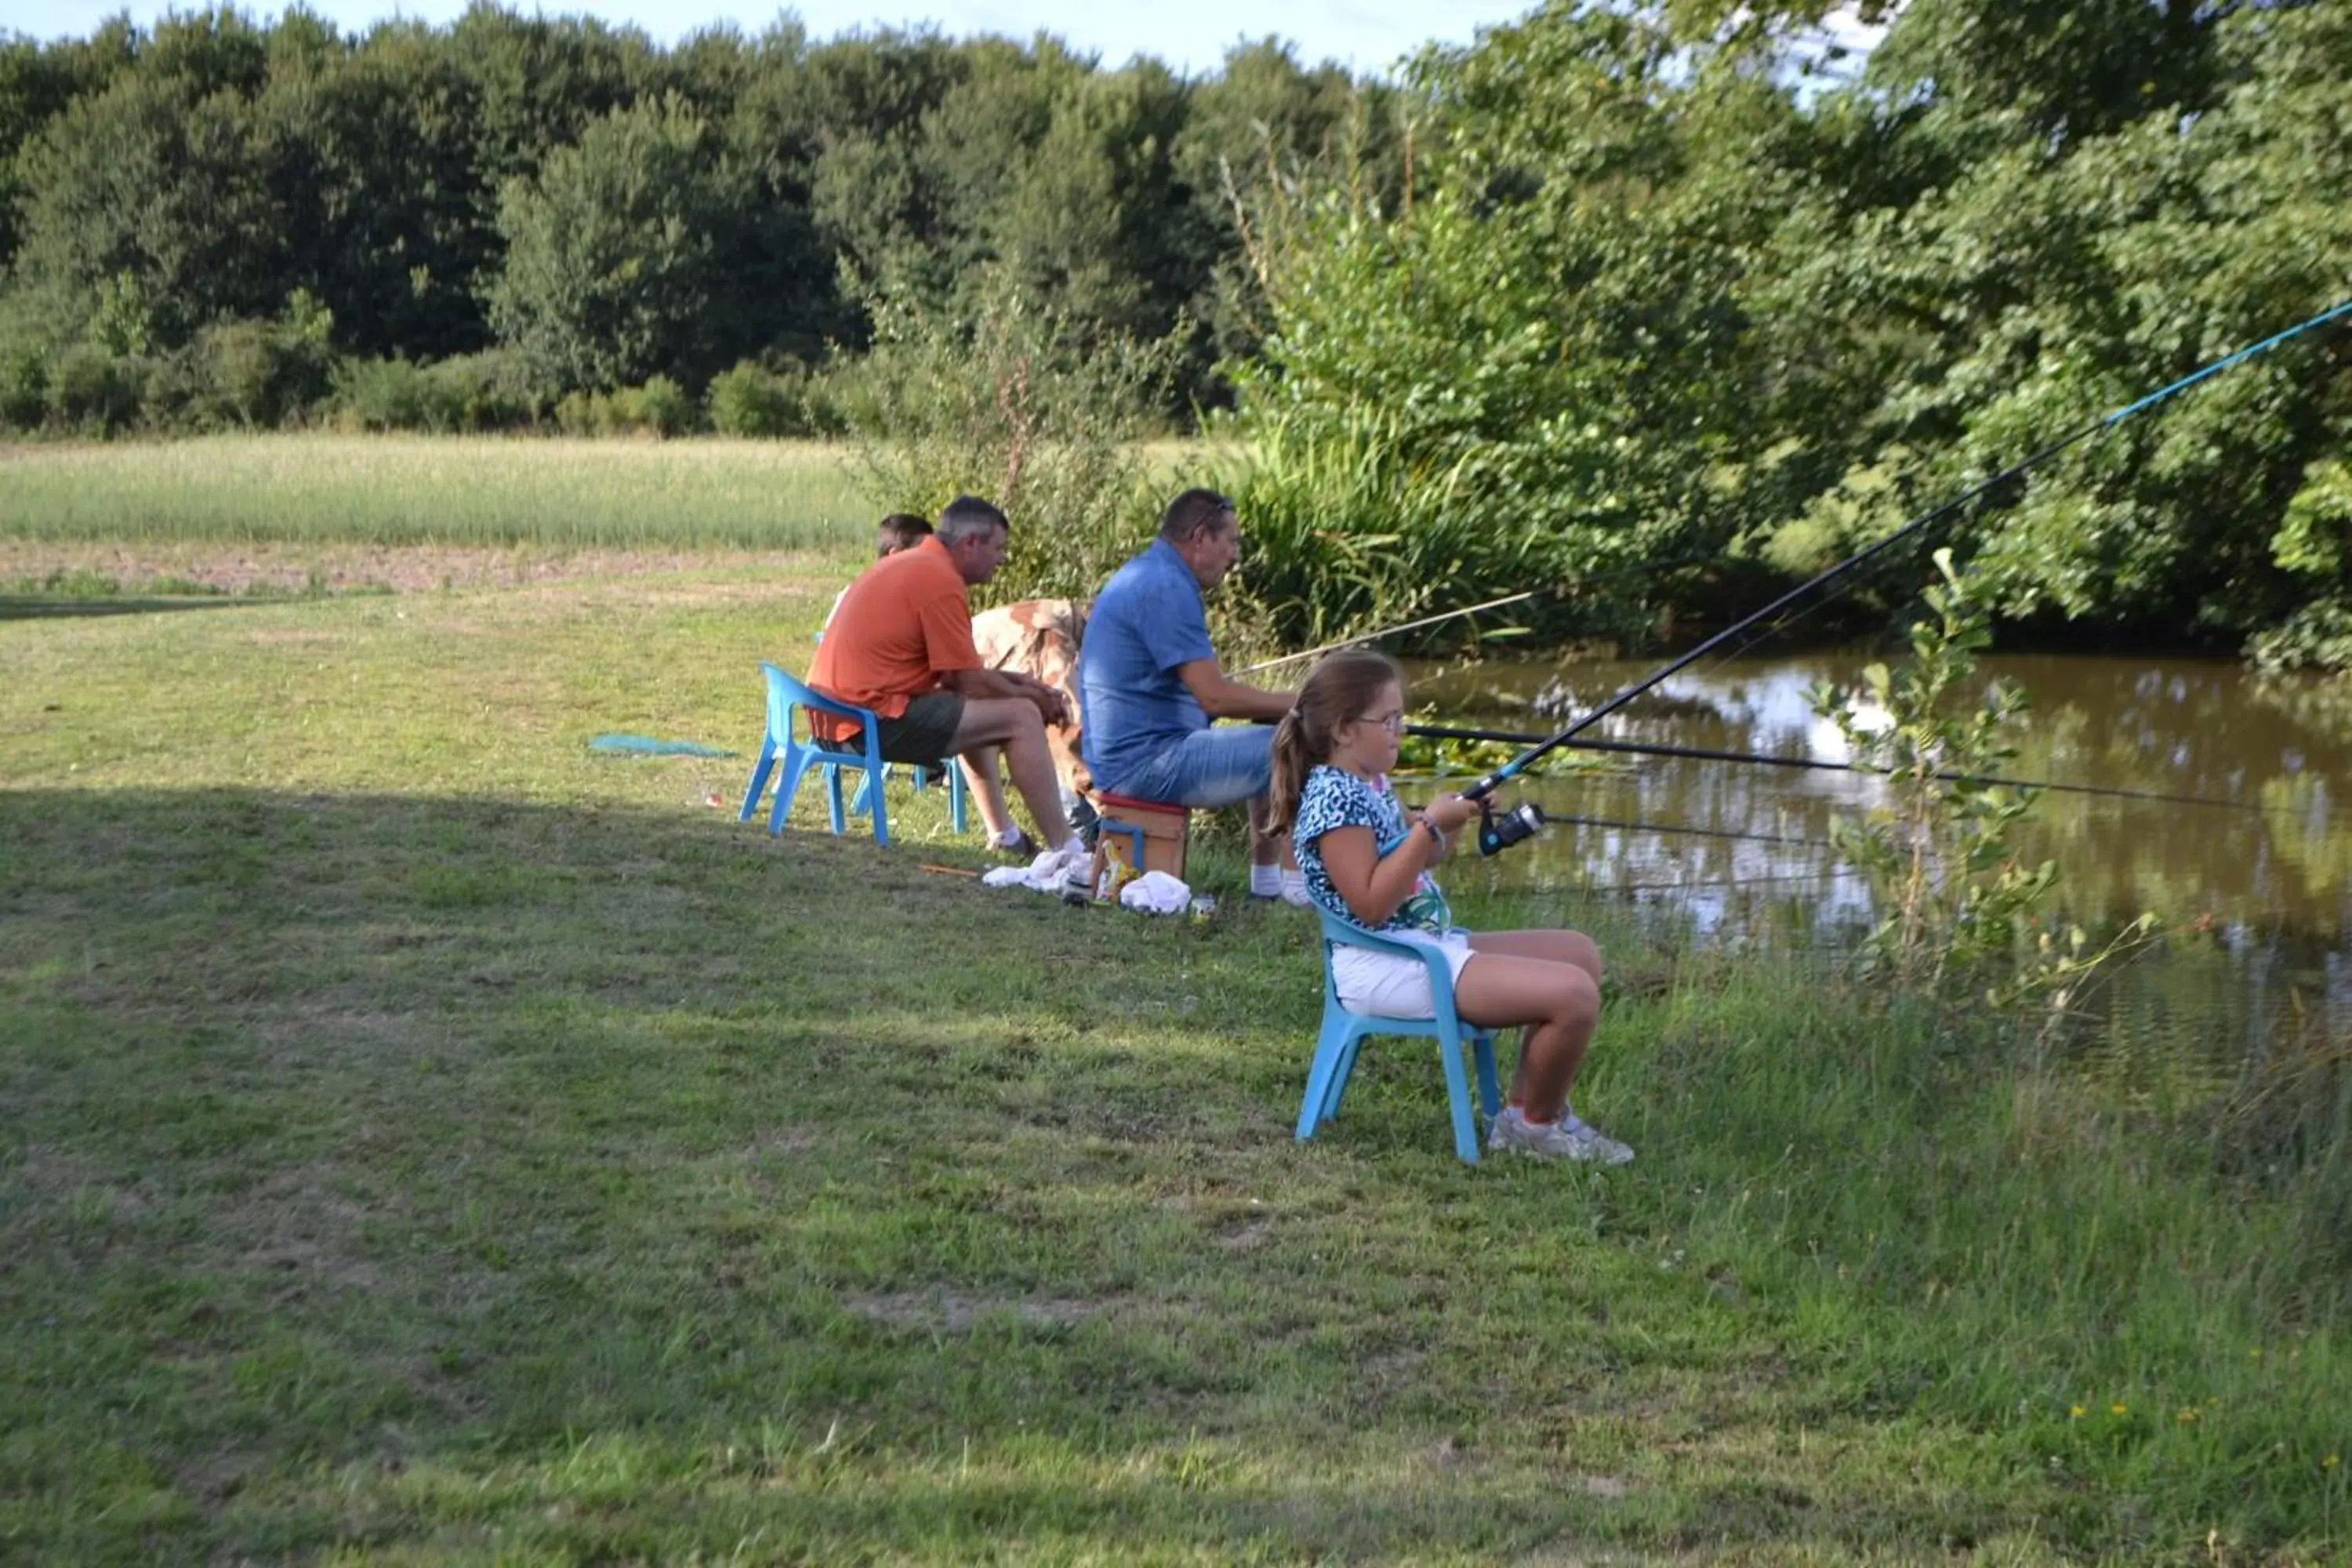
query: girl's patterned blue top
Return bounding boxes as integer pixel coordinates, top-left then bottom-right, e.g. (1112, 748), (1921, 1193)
(1291, 764), (1454, 935)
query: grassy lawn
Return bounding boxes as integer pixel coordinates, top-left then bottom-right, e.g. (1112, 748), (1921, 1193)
(2, 550), (2347, 1563)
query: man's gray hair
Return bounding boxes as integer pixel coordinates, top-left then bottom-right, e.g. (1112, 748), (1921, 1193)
(1159, 487), (1235, 543)
(937, 495), (1010, 545)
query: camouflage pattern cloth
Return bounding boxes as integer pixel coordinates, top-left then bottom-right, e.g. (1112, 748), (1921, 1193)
(971, 598), (1090, 797)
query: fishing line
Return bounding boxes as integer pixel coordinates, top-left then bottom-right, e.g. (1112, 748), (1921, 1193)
(1603, 869), (1849, 895)
(1689, 299), (2352, 681)
(1539, 813), (1832, 849)
(1457, 298), (2352, 844)
(1405, 724), (2265, 812)
(1405, 796), (1831, 848)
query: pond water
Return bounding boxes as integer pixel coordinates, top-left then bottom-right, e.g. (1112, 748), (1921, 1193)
(1405, 651), (2352, 1073)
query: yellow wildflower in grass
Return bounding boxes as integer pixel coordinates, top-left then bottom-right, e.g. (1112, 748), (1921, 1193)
(2068, 1405), (2086, 1419)
(2178, 1408), (2201, 1423)
(2110, 1403), (2128, 1416)
(2326, 1454), (2341, 1470)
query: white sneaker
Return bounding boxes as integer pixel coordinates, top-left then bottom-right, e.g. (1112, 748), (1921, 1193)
(1562, 1113), (1635, 1165)
(1489, 1106), (1634, 1164)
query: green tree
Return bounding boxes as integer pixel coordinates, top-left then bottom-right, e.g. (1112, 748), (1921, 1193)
(1218, 5), (1802, 647)
(1751, 0), (2352, 659)
(9, 67), (285, 346)
(488, 95), (731, 391)
(798, 30), (972, 314)
(0, 20), (139, 267)
(256, 20), (493, 358)
(1174, 39), (1409, 390)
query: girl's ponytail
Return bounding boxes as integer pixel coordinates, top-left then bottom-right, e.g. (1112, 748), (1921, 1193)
(1263, 648), (1405, 841)
(1266, 706), (1312, 840)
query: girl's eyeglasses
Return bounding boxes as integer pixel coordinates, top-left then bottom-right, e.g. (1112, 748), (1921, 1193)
(1358, 711), (1405, 734)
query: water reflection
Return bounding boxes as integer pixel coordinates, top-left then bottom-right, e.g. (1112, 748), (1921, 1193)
(1407, 651), (2352, 1055)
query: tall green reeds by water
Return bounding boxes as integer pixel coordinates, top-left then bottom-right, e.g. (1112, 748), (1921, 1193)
(1214, 403), (1637, 655)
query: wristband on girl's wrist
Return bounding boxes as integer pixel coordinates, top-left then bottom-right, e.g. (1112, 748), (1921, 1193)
(1421, 818), (1446, 851)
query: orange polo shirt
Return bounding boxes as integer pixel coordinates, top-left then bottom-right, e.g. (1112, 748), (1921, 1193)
(808, 536), (982, 742)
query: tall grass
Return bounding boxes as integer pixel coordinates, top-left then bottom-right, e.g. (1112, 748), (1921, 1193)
(1595, 951), (2352, 1551)
(0, 434), (876, 550)
(1214, 404), (1574, 655)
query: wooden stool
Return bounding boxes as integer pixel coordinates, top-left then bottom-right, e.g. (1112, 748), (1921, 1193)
(1091, 790), (1191, 880)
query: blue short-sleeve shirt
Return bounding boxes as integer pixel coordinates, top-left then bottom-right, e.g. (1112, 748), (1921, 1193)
(1079, 538), (1218, 792)
(1292, 765), (1455, 935)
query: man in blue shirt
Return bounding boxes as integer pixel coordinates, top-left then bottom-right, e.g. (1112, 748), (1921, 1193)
(1080, 488), (1305, 902)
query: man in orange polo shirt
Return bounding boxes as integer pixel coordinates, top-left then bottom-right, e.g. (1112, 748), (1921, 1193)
(810, 495), (1083, 869)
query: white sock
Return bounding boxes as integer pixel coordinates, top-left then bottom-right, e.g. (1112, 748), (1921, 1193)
(1280, 869), (1310, 905)
(992, 825), (1026, 848)
(1250, 863), (1283, 897)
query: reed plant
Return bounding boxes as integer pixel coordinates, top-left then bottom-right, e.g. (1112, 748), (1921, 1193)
(1212, 401), (1605, 658)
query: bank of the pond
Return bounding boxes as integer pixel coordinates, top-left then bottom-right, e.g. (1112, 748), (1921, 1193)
(1, 562), (2345, 1563)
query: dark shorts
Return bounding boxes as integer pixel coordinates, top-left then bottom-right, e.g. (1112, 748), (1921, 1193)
(820, 690), (966, 767)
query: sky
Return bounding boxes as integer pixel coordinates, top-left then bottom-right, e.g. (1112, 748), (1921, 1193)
(6, 0), (1552, 76)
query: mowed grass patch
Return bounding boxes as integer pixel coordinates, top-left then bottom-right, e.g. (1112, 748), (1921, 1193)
(0, 786), (2067, 1566)
(2, 567), (2347, 1563)
(0, 435), (876, 551)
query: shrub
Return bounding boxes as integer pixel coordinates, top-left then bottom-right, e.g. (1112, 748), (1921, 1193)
(550, 376), (696, 437)
(0, 343), (48, 430)
(706, 361), (800, 437)
(332, 351), (536, 434)
(422, 350), (538, 431)
(630, 374), (692, 437)
(552, 387), (601, 436)
(842, 268), (1182, 605)
(335, 356), (439, 431)
(45, 345), (146, 433)
(136, 342), (210, 430)
(198, 320), (294, 426)
(801, 354), (880, 437)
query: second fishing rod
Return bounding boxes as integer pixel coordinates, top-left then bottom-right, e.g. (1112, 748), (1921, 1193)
(1454, 298), (2352, 857)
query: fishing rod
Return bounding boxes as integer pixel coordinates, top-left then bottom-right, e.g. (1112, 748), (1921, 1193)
(1406, 724), (2262, 813)
(1459, 298), (2352, 856)
(1236, 551), (1726, 676)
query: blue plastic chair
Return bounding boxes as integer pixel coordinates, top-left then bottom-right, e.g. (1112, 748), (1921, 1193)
(739, 662), (967, 844)
(807, 630), (964, 829)
(1298, 910), (1501, 1164)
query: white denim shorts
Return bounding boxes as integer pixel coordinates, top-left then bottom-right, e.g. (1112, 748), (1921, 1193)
(1333, 928), (1475, 1020)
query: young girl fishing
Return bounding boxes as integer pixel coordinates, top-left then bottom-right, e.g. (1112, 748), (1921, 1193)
(1271, 649), (1632, 1163)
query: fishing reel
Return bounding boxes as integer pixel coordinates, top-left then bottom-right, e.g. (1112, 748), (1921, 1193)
(1477, 799), (1548, 857)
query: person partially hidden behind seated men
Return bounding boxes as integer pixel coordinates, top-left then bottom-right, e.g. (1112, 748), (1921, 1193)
(809, 494), (1087, 877)
(1078, 486), (1308, 903)
(823, 512), (932, 632)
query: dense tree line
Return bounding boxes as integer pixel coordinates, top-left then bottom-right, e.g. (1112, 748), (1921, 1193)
(1222, 0), (2352, 669)
(5, 2), (2348, 667)
(0, 5), (1399, 427)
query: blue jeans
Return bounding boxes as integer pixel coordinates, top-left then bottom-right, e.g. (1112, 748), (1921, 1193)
(1102, 725), (1274, 808)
